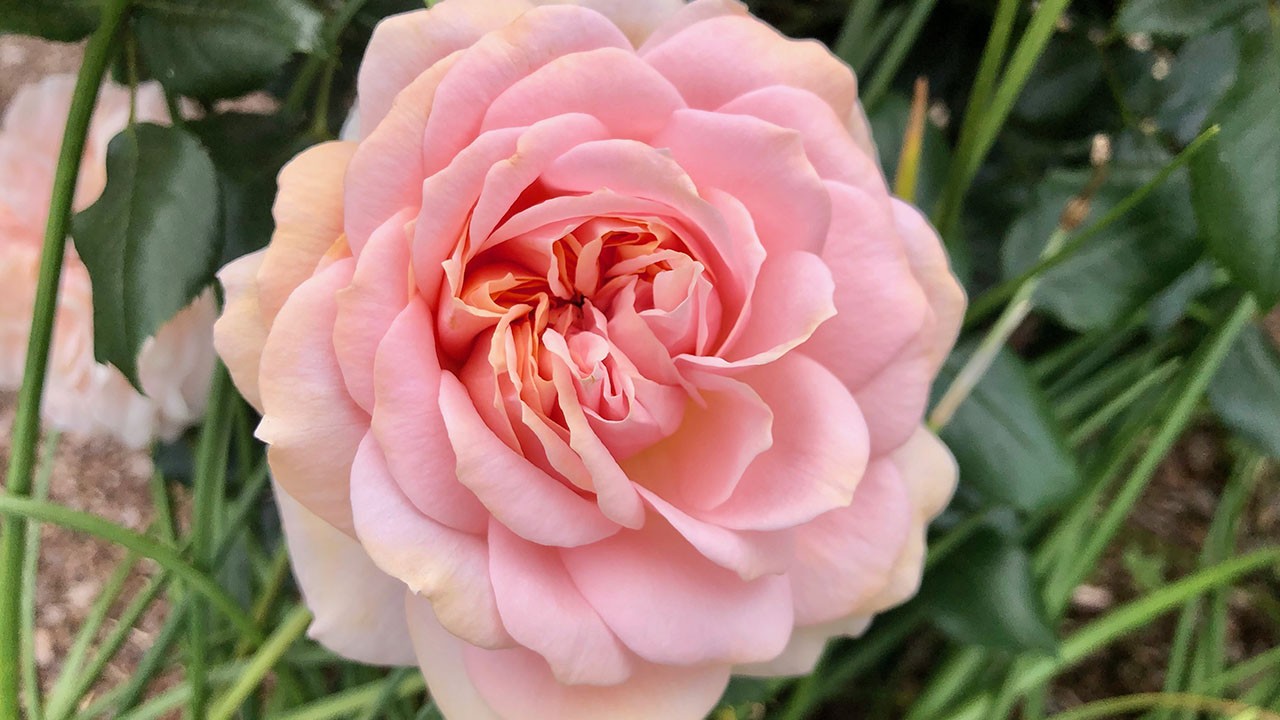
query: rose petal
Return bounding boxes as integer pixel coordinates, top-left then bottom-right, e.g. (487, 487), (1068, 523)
(214, 250), (267, 411)
(257, 259), (367, 534)
(735, 615), (872, 678)
(350, 432), (511, 648)
(258, 141), (356, 321)
(697, 352), (870, 531)
(535, 0), (686, 47)
(407, 595), (731, 720)
(716, 85), (881, 188)
(488, 521), (633, 685)
(333, 209), (414, 411)
(622, 373), (772, 511)
(274, 482), (415, 665)
(562, 515), (792, 665)
(654, 109), (830, 255)
(482, 46), (685, 141)
(438, 372), (621, 546)
(803, 180), (928, 390)
(786, 459), (912, 625)
(643, 13), (856, 122)
(372, 298), (491, 533)
(420, 5), (632, 177)
(637, 487), (792, 581)
(357, 1), (533, 135)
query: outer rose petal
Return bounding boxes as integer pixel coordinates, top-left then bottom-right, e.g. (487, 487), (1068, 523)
(214, 250), (268, 410)
(535, 0), (686, 47)
(638, 0), (749, 51)
(735, 615), (871, 678)
(892, 199), (966, 374)
(357, 1), (533, 135)
(643, 13), (856, 122)
(257, 260), (368, 534)
(407, 596), (731, 720)
(274, 482), (415, 665)
(258, 141), (357, 321)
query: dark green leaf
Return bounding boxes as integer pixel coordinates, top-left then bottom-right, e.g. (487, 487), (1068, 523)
(1116, 0), (1257, 37)
(1013, 34), (1104, 126)
(1155, 28), (1241, 145)
(1208, 324), (1280, 457)
(190, 112), (312, 264)
(1148, 261), (1220, 332)
(71, 123), (221, 389)
(934, 342), (1080, 513)
(922, 528), (1058, 653)
(0, 0), (99, 41)
(1190, 19), (1280, 308)
(1003, 165), (1200, 331)
(133, 0), (322, 99)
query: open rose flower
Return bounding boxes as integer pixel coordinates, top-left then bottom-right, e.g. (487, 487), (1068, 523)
(0, 75), (216, 448)
(215, 0), (965, 716)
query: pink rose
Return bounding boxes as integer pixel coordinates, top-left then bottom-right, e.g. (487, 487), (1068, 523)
(0, 75), (216, 448)
(215, 0), (965, 716)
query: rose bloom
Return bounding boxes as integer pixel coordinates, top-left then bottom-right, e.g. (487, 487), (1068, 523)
(0, 75), (216, 449)
(215, 0), (965, 716)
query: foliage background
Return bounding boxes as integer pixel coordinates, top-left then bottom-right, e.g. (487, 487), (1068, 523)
(0, 0), (1278, 719)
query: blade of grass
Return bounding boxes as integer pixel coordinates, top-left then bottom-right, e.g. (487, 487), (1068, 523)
(354, 668), (416, 720)
(272, 673), (428, 720)
(1067, 360), (1181, 447)
(1047, 692), (1280, 720)
(0, 497), (257, 638)
(1157, 452), (1264, 720)
(834, 0), (884, 70)
(43, 551), (141, 719)
(105, 463), (271, 715)
(0, 2), (132, 715)
(862, 0), (942, 109)
(188, 368), (234, 719)
(939, 547), (1280, 720)
(931, 0), (1019, 237)
(19, 433), (59, 720)
(1045, 295), (1258, 612)
(937, 0), (1074, 240)
(207, 605), (312, 720)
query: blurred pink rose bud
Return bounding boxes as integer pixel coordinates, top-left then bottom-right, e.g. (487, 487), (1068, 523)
(0, 75), (217, 449)
(215, 0), (965, 716)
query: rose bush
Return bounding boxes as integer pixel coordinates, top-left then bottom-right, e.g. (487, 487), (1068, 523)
(214, 0), (965, 716)
(0, 75), (216, 448)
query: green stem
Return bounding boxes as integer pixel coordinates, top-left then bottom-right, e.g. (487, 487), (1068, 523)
(207, 606), (313, 720)
(0, 2), (131, 716)
(1067, 360), (1180, 447)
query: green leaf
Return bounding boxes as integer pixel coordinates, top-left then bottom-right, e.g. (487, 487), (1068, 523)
(133, 0), (322, 99)
(1003, 165), (1200, 331)
(922, 528), (1058, 653)
(1190, 17), (1280, 308)
(1155, 28), (1241, 145)
(1208, 324), (1280, 457)
(0, 0), (99, 41)
(1116, 0), (1257, 37)
(934, 342), (1080, 513)
(71, 123), (221, 389)
(190, 112), (312, 264)
(1012, 34), (1104, 126)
